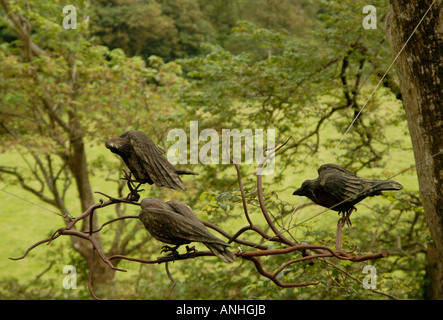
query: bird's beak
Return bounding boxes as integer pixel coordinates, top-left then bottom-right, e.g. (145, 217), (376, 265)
(105, 138), (115, 149)
(293, 188), (303, 196)
(105, 137), (122, 151)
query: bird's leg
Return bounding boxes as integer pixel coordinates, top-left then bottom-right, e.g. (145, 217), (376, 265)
(127, 182), (144, 202)
(338, 212), (348, 227)
(122, 170), (143, 201)
(338, 213), (344, 225)
(121, 170), (145, 185)
(161, 245), (181, 259)
(185, 245), (196, 257)
(339, 207), (356, 227)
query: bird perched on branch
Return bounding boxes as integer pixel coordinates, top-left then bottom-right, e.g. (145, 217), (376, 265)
(139, 197), (236, 263)
(105, 130), (198, 197)
(292, 164), (403, 226)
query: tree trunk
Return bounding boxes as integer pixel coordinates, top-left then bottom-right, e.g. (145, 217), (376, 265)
(0, 0), (117, 286)
(386, 0), (443, 299)
(67, 120), (117, 284)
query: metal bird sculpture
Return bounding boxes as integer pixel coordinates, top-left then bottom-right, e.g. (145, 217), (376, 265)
(105, 130), (198, 198)
(139, 197), (236, 263)
(292, 163), (403, 226)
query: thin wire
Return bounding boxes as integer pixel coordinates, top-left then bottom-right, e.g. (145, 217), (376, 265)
(326, 0), (436, 163)
(0, 187), (65, 218)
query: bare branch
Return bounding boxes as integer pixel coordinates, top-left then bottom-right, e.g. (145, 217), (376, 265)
(9, 135), (389, 298)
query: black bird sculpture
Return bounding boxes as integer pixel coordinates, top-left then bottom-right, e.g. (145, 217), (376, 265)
(139, 197), (236, 263)
(292, 164), (403, 226)
(105, 130), (198, 196)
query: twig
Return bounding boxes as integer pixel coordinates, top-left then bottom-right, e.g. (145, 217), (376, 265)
(224, 138), (253, 226)
(165, 262), (176, 299)
(109, 250), (218, 264)
(88, 248), (100, 300)
(88, 215), (140, 234)
(256, 137), (296, 246)
(335, 220), (346, 252)
(243, 255), (318, 288)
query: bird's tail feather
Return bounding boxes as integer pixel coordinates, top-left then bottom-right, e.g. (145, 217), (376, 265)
(205, 243), (236, 263)
(370, 179), (403, 191)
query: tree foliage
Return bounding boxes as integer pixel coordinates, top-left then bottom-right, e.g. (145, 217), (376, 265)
(90, 0), (214, 61)
(0, 0), (187, 284)
(0, 0), (434, 300)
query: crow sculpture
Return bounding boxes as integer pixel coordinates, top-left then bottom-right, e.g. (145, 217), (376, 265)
(139, 197), (236, 263)
(105, 130), (198, 198)
(293, 164), (403, 226)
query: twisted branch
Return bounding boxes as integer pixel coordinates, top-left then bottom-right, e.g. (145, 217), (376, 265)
(10, 137), (388, 299)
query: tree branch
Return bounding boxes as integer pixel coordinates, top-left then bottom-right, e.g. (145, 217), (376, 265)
(9, 137), (389, 299)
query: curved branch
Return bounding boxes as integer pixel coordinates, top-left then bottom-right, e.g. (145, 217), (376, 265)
(243, 255), (319, 288)
(9, 136), (389, 298)
(256, 137), (295, 246)
(88, 248), (100, 300)
(165, 262), (176, 299)
(108, 250), (218, 264)
(87, 215), (140, 234)
(224, 138), (253, 226)
(202, 220), (269, 250)
(9, 235), (59, 260)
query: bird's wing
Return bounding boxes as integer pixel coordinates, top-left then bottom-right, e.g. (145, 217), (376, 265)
(317, 164), (403, 209)
(141, 197), (170, 210)
(319, 171), (364, 205)
(141, 207), (228, 245)
(166, 200), (230, 246)
(318, 163), (357, 177)
(129, 131), (186, 190)
(166, 200), (198, 220)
